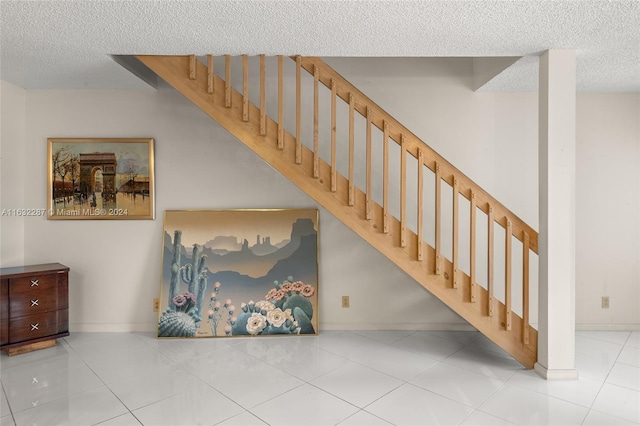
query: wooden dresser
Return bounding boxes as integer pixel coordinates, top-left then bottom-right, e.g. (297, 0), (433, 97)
(0, 263), (69, 355)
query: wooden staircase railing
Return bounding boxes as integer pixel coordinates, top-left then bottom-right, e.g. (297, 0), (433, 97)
(136, 54), (539, 368)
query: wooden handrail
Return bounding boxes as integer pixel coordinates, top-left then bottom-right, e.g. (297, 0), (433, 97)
(295, 56), (538, 254)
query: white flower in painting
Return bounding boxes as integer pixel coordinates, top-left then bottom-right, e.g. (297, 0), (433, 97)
(246, 313), (267, 335)
(266, 308), (287, 327)
(255, 300), (276, 312)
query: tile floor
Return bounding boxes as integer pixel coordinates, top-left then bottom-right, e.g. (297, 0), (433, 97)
(0, 330), (638, 425)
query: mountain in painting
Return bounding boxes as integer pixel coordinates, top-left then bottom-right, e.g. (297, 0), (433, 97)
(199, 218), (316, 277)
(203, 235), (242, 252)
(249, 235), (278, 256)
(162, 218), (317, 286)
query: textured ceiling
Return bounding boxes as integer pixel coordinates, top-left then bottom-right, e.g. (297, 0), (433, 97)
(1, 1), (639, 91)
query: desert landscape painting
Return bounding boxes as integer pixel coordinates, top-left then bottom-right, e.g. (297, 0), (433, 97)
(158, 209), (319, 338)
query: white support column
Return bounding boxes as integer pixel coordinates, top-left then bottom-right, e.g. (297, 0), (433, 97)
(535, 49), (579, 380)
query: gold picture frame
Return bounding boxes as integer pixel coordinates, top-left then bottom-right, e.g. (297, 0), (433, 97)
(47, 138), (155, 220)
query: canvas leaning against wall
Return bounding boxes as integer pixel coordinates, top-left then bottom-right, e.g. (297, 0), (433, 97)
(47, 138), (155, 220)
(158, 209), (319, 338)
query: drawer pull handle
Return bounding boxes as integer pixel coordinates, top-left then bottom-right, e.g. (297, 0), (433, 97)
(31, 299), (39, 307)
(30, 279), (39, 287)
(30, 323), (39, 331)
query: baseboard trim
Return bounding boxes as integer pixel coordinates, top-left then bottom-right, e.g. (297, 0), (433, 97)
(534, 363), (579, 380)
(320, 322), (477, 331)
(70, 323), (157, 333)
(575, 324), (640, 331)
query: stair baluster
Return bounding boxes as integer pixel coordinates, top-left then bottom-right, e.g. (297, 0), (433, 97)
(417, 149), (424, 261)
(259, 55), (266, 135)
(295, 56), (302, 164)
(365, 107), (372, 220)
(453, 177), (459, 288)
(348, 94), (355, 206)
(331, 79), (337, 192)
(313, 66), (320, 178)
(207, 55), (214, 94)
(224, 55), (231, 108)
(435, 163), (442, 275)
(400, 135), (407, 248)
(470, 191), (477, 302)
(242, 55), (249, 122)
(505, 219), (513, 331)
(488, 206), (495, 317)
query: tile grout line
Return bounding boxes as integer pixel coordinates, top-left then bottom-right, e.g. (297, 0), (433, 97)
(580, 331), (633, 425)
(62, 336), (138, 426)
(0, 380), (16, 426)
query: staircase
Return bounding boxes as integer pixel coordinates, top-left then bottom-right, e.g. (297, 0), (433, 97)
(136, 54), (538, 368)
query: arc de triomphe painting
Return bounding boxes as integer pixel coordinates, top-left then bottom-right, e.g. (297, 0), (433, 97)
(47, 138), (155, 220)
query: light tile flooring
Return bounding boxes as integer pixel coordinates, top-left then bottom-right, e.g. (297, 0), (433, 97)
(0, 330), (638, 425)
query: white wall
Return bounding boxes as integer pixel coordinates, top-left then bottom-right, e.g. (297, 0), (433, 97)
(0, 80), (26, 266)
(4, 57), (639, 331)
(576, 94), (640, 328)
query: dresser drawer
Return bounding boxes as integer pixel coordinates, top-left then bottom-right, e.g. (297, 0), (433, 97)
(10, 289), (59, 318)
(9, 312), (59, 344)
(9, 274), (58, 295)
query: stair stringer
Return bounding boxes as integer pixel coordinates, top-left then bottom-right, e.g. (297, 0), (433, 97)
(136, 55), (537, 369)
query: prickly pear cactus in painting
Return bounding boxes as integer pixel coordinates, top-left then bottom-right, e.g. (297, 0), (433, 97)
(293, 307), (315, 334)
(228, 276), (317, 336)
(283, 294), (313, 321)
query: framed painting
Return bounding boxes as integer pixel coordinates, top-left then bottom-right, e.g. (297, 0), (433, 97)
(47, 138), (155, 219)
(158, 209), (319, 338)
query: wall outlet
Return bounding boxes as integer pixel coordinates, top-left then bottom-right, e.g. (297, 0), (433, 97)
(153, 298), (160, 312)
(342, 296), (350, 308)
(602, 296), (609, 309)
